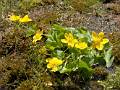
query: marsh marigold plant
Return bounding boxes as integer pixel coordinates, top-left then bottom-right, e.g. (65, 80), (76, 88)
(45, 25), (113, 75)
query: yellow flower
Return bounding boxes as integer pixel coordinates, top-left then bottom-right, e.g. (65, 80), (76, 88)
(9, 15), (20, 21)
(92, 31), (109, 50)
(32, 30), (43, 44)
(75, 42), (88, 49)
(19, 15), (32, 23)
(46, 57), (63, 72)
(61, 33), (78, 47)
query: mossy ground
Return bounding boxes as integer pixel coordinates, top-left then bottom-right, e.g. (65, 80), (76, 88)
(0, 0), (120, 90)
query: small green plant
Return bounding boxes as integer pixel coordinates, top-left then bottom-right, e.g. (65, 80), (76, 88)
(108, 32), (120, 64)
(106, 3), (120, 14)
(0, 0), (19, 19)
(8, 14), (40, 38)
(18, 0), (58, 10)
(18, 0), (42, 10)
(45, 24), (114, 80)
(0, 14), (48, 89)
(93, 66), (108, 80)
(98, 66), (120, 90)
(69, 0), (99, 12)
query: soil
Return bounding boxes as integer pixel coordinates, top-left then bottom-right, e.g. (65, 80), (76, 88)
(28, 1), (120, 33)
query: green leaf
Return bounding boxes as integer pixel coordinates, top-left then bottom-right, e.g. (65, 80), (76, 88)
(73, 27), (92, 43)
(53, 50), (65, 59)
(79, 27), (88, 34)
(60, 58), (79, 73)
(26, 28), (35, 37)
(104, 48), (114, 68)
(46, 44), (55, 51)
(52, 24), (65, 32)
(60, 67), (72, 73)
(79, 60), (93, 80)
(79, 60), (92, 71)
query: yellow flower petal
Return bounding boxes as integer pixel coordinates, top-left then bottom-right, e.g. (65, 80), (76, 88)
(96, 43), (104, 50)
(51, 67), (58, 72)
(68, 42), (74, 47)
(98, 32), (104, 39)
(52, 57), (63, 65)
(46, 58), (51, 62)
(47, 64), (52, 68)
(32, 31), (43, 44)
(64, 33), (69, 39)
(19, 15), (32, 23)
(92, 31), (97, 40)
(75, 42), (88, 49)
(92, 42), (96, 49)
(56, 60), (63, 65)
(73, 39), (78, 43)
(68, 33), (73, 38)
(33, 34), (42, 40)
(75, 43), (79, 48)
(9, 15), (20, 21)
(101, 38), (109, 44)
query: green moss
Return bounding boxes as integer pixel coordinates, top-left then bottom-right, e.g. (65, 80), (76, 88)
(0, 54), (53, 89)
(0, 29), (30, 56)
(16, 67), (54, 90)
(108, 32), (120, 64)
(18, 0), (59, 11)
(98, 66), (120, 89)
(0, 56), (27, 89)
(69, 0), (99, 12)
(0, 27), (49, 89)
(106, 3), (120, 14)
(93, 66), (108, 80)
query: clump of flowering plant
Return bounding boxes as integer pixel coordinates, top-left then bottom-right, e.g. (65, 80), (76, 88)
(8, 14), (39, 38)
(45, 25), (114, 79)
